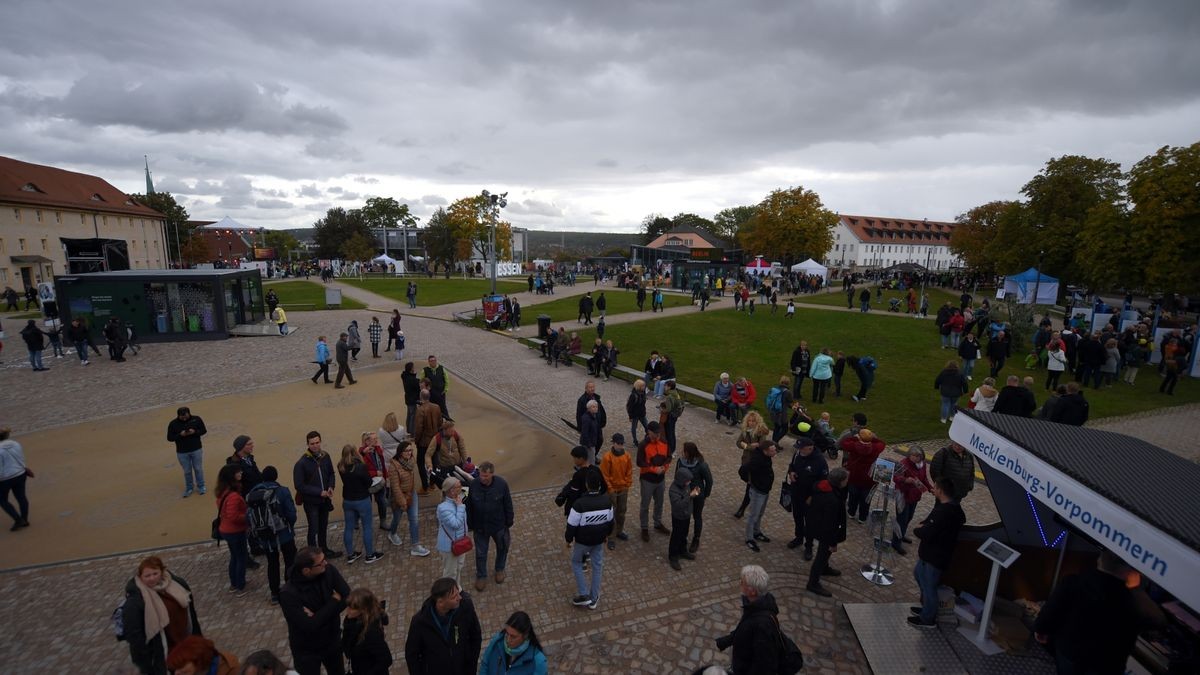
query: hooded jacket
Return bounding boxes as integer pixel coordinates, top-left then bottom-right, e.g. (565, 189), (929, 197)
(479, 630), (548, 675)
(970, 384), (998, 412)
(279, 562), (352, 655)
(722, 592), (782, 675)
(787, 448), (828, 499)
(807, 479), (848, 544)
(600, 447), (633, 493)
(404, 593), (483, 675)
(668, 467), (694, 521)
(840, 435), (885, 489)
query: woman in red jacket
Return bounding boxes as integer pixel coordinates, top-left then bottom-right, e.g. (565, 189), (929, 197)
(215, 464), (249, 596)
(360, 431), (390, 530)
(948, 310), (965, 349)
(837, 429), (885, 523)
(890, 447), (934, 554)
(730, 377), (757, 426)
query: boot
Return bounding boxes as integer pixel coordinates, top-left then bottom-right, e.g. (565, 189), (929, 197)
(688, 537), (700, 554)
(669, 557), (682, 571)
(732, 507), (745, 519)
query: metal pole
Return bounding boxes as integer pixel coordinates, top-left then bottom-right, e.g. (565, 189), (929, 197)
(976, 560), (1003, 643)
(402, 225), (409, 275)
(490, 201), (497, 295)
(1051, 531), (1069, 592)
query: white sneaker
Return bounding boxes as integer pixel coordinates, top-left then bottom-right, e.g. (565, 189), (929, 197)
(410, 545), (431, 557)
(940, 418), (947, 424)
(388, 533), (403, 547)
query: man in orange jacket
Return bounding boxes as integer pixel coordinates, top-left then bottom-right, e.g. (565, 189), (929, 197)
(600, 433), (633, 550)
(636, 422), (671, 542)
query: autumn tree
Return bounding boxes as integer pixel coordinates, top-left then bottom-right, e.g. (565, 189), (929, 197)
(263, 230), (302, 260)
(641, 213), (673, 244)
(738, 186), (837, 264)
(312, 207), (372, 259)
(1127, 142), (1200, 293)
(359, 196), (420, 251)
(1021, 155), (1124, 280)
(178, 235), (211, 265)
(420, 208), (457, 272)
(445, 195), (513, 264)
(340, 231), (377, 263)
(711, 205), (757, 243)
(950, 201), (1020, 277)
(1075, 201), (1136, 290)
(132, 192), (193, 261)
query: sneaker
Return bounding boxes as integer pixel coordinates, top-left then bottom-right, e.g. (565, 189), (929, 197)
(410, 545), (431, 557)
(588, 595), (600, 610)
(346, 551), (363, 564)
(364, 552), (384, 564)
(910, 606), (923, 615)
(787, 538), (803, 549)
(388, 533), (404, 547)
(616, 532), (629, 541)
(746, 540), (760, 552)
(753, 532), (771, 543)
(182, 489), (193, 498)
(571, 594), (592, 606)
(234, 587), (249, 598)
(907, 616), (937, 628)
(939, 418), (947, 424)
(807, 584), (832, 598)
(851, 395), (859, 401)
(198, 487), (207, 496)
(270, 594), (280, 605)
(82, 360), (90, 365)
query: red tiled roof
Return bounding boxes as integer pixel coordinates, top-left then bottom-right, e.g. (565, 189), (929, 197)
(0, 155), (163, 218)
(839, 214), (956, 244)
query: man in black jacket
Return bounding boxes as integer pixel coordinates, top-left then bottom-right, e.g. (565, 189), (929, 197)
(993, 375), (1037, 417)
(65, 316), (99, 364)
(789, 342), (811, 399)
(716, 564), (783, 673)
(909, 477), (966, 628)
(579, 400), (603, 462)
(465, 462), (514, 593)
(739, 440), (776, 552)
(1050, 381), (1090, 426)
(787, 437), (829, 562)
(1034, 550), (1144, 674)
(565, 472), (613, 609)
(806, 467), (848, 596)
(986, 330), (1011, 378)
(405, 576), (482, 674)
(167, 406), (207, 498)
(279, 547), (352, 675)
(293, 431), (341, 559)
(334, 332), (356, 388)
(578, 291), (594, 324)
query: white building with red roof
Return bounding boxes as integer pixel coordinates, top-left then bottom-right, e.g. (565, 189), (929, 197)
(827, 214), (961, 271)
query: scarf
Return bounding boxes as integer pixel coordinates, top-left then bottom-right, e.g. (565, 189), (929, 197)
(504, 638), (530, 657)
(135, 573), (191, 644)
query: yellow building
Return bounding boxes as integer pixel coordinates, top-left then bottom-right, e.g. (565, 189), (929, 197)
(0, 155), (168, 293)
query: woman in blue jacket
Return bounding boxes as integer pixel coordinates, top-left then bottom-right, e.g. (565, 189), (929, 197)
(480, 611), (548, 675)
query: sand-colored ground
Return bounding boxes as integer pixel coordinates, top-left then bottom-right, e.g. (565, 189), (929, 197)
(2, 370), (570, 570)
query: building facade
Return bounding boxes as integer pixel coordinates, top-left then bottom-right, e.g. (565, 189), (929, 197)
(826, 214), (960, 271)
(0, 156), (168, 291)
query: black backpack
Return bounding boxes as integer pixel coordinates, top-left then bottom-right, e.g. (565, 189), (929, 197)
(773, 616), (805, 674)
(245, 485), (286, 547)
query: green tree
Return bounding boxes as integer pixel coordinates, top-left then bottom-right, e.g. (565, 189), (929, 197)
(132, 192), (192, 261)
(738, 186), (838, 264)
(340, 231), (377, 262)
(670, 212), (715, 233)
(1075, 201), (1136, 290)
(1127, 142), (1200, 293)
(445, 195), (513, 264)
(178, 235), (211, 265)
(950, 201), (1018, 276)
(711, 205), (757, 243)
(1021, 155), (1124, 280)
(263, 230), (302, 261)
(359, 196), (420, 249)
(641, 213), (673, 244)
(312, 207), (372, 259)
(420, 208), (456, 272)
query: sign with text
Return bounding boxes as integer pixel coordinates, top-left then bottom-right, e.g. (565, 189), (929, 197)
(689, 247), (724, 261)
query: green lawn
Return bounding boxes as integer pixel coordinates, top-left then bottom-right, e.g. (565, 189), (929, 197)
(527, 289), (698, 322)
(796, 285), (963, 312)
(569, 310), (1199, 442)
(342, 278), (525, 306)
(266, 280), (366, 310)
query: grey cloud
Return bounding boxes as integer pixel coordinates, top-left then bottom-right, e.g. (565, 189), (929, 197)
(508, 199), (563, 217)
(421, 195), (448, 206)
(353, 176), (379, 184)
(260, 188), (289, 198)
(337, 191), (361, 201)
(595, 159), (618, 168)
(304, 139), (361, 161)
(297, 184), (322, 198)
(256, 199), (294, 209)
(436, 161), (478, 176)
(327, 186), (344, 194)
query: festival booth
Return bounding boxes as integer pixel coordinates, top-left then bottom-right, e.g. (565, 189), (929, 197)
(843, 410), (1199, 673)
(1001, 268), (1059, 304)
(790, 258), (829, 280)
(372, 253), (403, 274)
(744, 256), (778, 276)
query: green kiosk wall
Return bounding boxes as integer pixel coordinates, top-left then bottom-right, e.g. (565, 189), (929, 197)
(54, 269), (264, 342)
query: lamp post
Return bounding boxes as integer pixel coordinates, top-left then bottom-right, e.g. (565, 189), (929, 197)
(481, 189), (507, 295)
(1031, 249), (1045, 321)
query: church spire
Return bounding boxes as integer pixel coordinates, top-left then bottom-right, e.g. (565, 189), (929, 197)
(144, 155), (155, 194)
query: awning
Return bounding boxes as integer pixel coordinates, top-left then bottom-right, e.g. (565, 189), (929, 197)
(948, 410), (1200, 611)
(10, 255), (54, 263)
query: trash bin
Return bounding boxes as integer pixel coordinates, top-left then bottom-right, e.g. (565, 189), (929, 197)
(537, 314), (552, 339)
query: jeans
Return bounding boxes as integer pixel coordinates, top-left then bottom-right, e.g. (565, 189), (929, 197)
(664, 415), (678, 455)
(654, 378), (673, 398)
(223, 531), (248, 590)
(27, 349), (44, 370)
(50, 340), (64, 357)
(847, 484), (871, 521)
(744, 486), (769, 541)
(302, 500), (330, 550)
(176, 449), (205, 492)
(265, 539), (297, 596)
(811, 378), (829, 403)
(792, 376), (806, 400)
(279, 323), (288, 336)
(372, 489), (389, 527)
(940, 396), (958, 420)
(914, 558), (943, 623)
(571, 542), (604, 601)
(73, 340), (91, 362)
(639, 478), (665, 529)
(342, 497), (375, 555)
(860, 300), (869, 312)
(473, 528), (511, 579)
(389, 489), (421, 543)
(962, 359), (976, 379)
(951, 333), (961, 348)
(0, 473), (30, 525)
(669, 517), (690, 558)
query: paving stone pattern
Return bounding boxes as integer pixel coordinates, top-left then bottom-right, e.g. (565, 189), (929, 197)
(0, 279), (1190, 673)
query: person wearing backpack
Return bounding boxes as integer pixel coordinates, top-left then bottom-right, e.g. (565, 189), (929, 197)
(767, 377), (793, 444)
(847, 355), (876, 402)
(247, 466), (297, 605)
(120, 555), (203, 675)
(715, 564), (803, 674)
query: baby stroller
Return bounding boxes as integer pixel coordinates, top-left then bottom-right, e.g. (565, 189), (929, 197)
(485, 311), (508, 331)
(887, 298), (901, 312)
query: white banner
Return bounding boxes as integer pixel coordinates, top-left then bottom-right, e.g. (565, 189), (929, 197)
(948, 415), (1200, 612)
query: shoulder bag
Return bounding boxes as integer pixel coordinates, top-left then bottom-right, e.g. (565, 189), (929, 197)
(212, 492), (233, 544)
(441, 514), (473, 556)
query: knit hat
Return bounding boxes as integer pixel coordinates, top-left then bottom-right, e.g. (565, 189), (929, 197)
(232, 435), (251, 452)
(794, 436), (815, 449)
(611, 433), (625, 444)
(646, 420), (661, 433)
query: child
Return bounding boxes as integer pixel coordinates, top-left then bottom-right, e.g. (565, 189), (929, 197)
(368, 316), (383, 358)
(785, 300), (795, 318)
(816, 412), (838, 458)
(47, 321), (65, 358)
(394, 329), (405, 361)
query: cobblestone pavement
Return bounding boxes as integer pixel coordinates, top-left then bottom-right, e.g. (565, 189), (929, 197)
(0, 281), (1191, 674)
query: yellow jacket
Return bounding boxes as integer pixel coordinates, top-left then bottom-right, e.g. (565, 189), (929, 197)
(273, 307), (287, 325)
(600, 449), (634, 492)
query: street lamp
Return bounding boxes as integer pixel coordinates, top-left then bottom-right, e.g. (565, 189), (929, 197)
(481, 189), (507, 294)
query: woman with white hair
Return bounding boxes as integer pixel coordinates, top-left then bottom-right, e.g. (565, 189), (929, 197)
(436, 476), (468, 583)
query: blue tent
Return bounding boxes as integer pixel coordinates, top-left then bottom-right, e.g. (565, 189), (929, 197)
(1002, 268), (1059, 304)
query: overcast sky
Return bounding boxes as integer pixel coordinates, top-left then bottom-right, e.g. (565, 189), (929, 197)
(2, 0), (1198, 232)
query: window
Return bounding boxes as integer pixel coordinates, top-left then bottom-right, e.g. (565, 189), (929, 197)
(55, 211), (62, 224)
(12, 208), (19, 222)
(18, 238), (26, 251)
(40, 238), (47, 251)
(80, 213), (86, 225)
(36, 210), (43, 222)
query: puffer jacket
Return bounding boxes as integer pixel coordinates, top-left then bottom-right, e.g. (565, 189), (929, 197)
(387, 457), (416, 509)
(840, 435), (886, 489)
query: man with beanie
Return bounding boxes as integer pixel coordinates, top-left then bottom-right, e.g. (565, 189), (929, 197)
(667, 466), (700, 570)
(227, 435), (263, 496)
(248, 465), (298, 604)
(786, 437), (829, 562)
(636, 421), (671, 542)
(600, 433), (633, 550)
(806, 467), (849, 597)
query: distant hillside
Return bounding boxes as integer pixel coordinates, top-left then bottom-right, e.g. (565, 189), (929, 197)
(525, 230), (641, 258)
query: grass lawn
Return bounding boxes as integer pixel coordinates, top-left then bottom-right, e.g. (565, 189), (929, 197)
(796, 285), (963, 312)
(266, 280), (366, 310)
(568, 309), (1199, 443)
(528, 289), (699, 323)
(342, 278), (525, 306)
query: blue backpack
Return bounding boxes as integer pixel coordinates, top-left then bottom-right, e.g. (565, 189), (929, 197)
(859, 356), (877, 372)
(766, 386), (785, 413)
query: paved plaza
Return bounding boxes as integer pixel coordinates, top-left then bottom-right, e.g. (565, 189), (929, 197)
(0, 279), (1195, 673)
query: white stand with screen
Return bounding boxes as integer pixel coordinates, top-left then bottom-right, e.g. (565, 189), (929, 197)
(960, 537), (1021, 655)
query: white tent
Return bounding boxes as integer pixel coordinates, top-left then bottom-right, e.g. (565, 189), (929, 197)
(790, 258), (828, 279)
(201, 215), (253, 230)
(372, 253), (403, 274)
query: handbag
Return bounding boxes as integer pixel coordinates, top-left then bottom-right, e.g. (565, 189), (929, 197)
(441, 519), (473, 557)
(212, 492), (232, 544)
